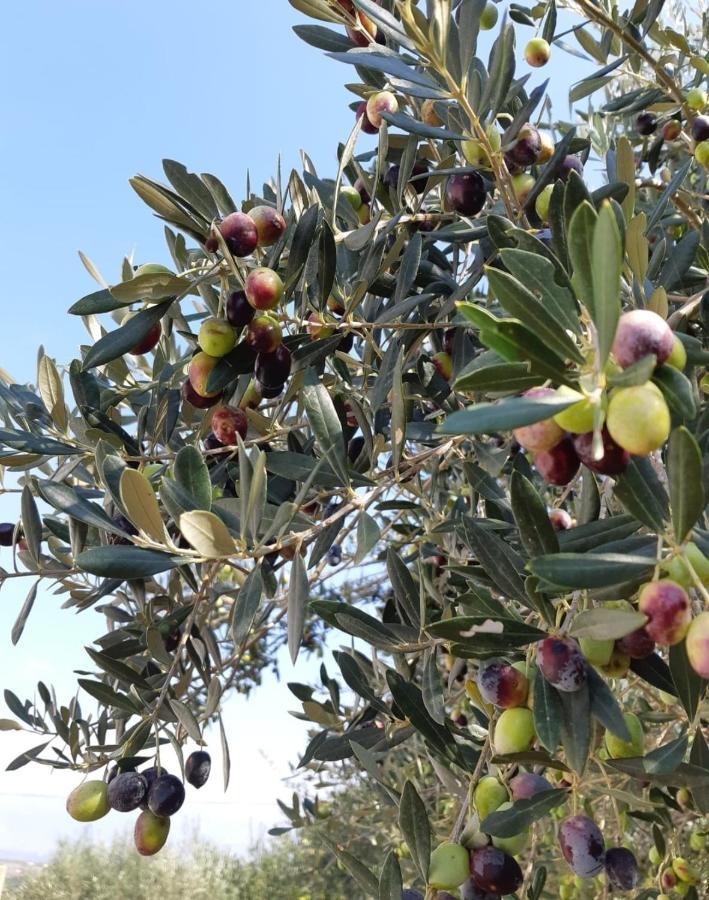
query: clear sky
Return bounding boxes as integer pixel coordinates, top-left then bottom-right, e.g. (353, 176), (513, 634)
(0, 0), (595, 864)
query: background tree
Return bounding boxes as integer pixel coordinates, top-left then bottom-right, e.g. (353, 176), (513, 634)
(1, 0), (708, 897)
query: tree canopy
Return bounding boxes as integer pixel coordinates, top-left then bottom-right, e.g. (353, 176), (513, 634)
(1, 0), (708, 897)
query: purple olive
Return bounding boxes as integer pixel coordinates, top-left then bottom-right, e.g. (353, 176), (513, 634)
(255, 345), (292, 389)
(557, 155), (584, 181)
(461, 878), (499, 900)
(226, 290), (255, 328)
(533, 437), (580, 486)
(636, 112), (657, 135)
(573, 428), (630, 476)
(477, 660), (529, 708)
(506, 124), (542, 166)
(444, 171), (487, 216)
(558, 815), (605, 877)
(615, 627), (654, 659)
(692, 115), (709, 142)
(611, 309), (674, 368)
(536, 637), (587, 692)
(383, 161), (429, 194)
(604, 846), (639, 891)
(469, 846), (523, 895)
(509, 772), (554, 801)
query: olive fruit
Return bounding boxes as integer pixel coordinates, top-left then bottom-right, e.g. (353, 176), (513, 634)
(615, 627), (654, 659)
(255, 344), (292, 389)
(611, 309), (673, 368)
(130, 321), (161, 355)
(469, 846), (523, 895)
(638, 579), (691, 645)
(249, 205), (286, 246)
(444, 171), (487, 216)
(211, 405), (248, 445)
(245, 267), (284, 311)
(606, 382), (670, 455)
(512, 388), (564, 451)
(507, 124), (542, 167)
(226, 290), (255, 328)
(246, 314), (282, 353)
(147, 773), (185, 817)
(524, 37), (551, 67)
(107, 771), (148, 812)
(533, 437), (580, 486)
(493, 707), (536, 754)
(182, 378), (221, 410)
(605, 712), (644, 758)
(356, 101), (378, 135)
(66, 780), (110, 822)
(477, 660), (529, 708)
(366, 90), (398, 128)
(428, 842), (471, 890)
(536, 636), (587, 692)
(686, 611), (709, 679)
(218, 211), (258, 257)
(510, 772), (554, 801)
(636, 112), (657, 135)
(185, 750), (212, 789)
(572, 428), (630, 476)
(558, 814), (605, 877)
(134, 809), (171, 856)
(0, 523), (15, 546)
(691, 114), (709, 142)
(605, 847), (639, 891)
(473, 775), (508, 821)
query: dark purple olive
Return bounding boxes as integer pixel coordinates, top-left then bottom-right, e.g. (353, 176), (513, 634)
(106, 513), (138, 545)
(182, 379), (222, 410)
(107, 772), (148, 812)
(469, 846), (523, 895)
(258, 380), (285, 399)
(219, 212), (258, 257)
(163, 627), (181, 653)
(461, 878), (499, 900)
(0, 522), (16, 546)
(107, 763), (135, 784)
(353, 177), (371, 204)
(605, 847), (639, 891)
(226, 290), (254, 328)
(139, 766), (166, 810)
(338, 332), (354, 353)
(203, 432), (225, 451)
(506, 123), (542, 166)
(557, 155), (584, 181)
(691, 115), (709, 142)
(147, 774), (185, 817)
(615, 627), (654, 659)
(444, 171), (486, 216)
(573, 428), (630, 476)
(383, 161), (429, 194)
(185, 751), (211, 789)
(255, 345), (292, 388)
(636, 112), (657, 135)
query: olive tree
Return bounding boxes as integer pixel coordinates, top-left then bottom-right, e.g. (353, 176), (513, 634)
(1, 0), (708, 896)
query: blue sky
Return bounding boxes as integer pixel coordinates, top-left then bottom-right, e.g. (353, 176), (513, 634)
(0, 0), (595, 864)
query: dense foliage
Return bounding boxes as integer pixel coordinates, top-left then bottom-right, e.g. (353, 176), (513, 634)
(1, 0), (708, 897)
